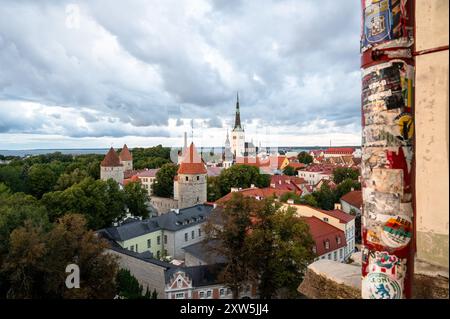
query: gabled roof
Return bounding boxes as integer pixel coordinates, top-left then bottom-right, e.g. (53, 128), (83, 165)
(303, 216), (347, 256)
(165, 264), (225, 287)
(340, 190), (363, 209)
(101, 219), (161, 242)
(119, 144), (133, 161)
(101, 147), (122, 167)
(157, 204), (213, 231)
(178, 143), (207, 175)
(319, 209), (355, 224)
(182, 240), (227, 264)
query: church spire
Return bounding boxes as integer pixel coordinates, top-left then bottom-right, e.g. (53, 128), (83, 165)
(233, 91), (242, 130)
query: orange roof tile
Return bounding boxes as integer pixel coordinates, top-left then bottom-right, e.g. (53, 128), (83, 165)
(340, 190), (363, 209)
(119, 144), (133, 161)
(101, 147), (122, 167)
(303, 216), (347, 256)
(178, 142), (207, 175)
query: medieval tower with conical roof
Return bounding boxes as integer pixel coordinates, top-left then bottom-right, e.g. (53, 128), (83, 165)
(174, 142), (207, 209)
(100, 147), (124, 184)
(119, 144), (133, 171)
(231, 92), (245, 158)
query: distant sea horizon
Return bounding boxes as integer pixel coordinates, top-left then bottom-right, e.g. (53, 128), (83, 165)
(0, 145), (361, 158)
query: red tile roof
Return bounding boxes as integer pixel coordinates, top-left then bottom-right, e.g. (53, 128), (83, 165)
(124, 168), (159, 179)
(101, 147), (122, 167)
(340, 190), (363, 209)
(123, 175), (140, 186)
(325, 147), (355, 154)
(303, 216), (347, 256)
(119, 144), (133, 161)
(271, 175), (305, 186)
(178, 143), (207, 175)
(319, 209), (355, 224)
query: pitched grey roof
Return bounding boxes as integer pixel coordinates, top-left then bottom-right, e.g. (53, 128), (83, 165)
(157, 204), (214, 231)
(164, 264), (225, 287)
(98, 204), (214, 241)
(182, 240), (227, 264)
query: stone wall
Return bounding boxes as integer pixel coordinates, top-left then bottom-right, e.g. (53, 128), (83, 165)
(150, 196), (178, 214)
(298, 259), (449, 299)
(107, 249), (168, 299)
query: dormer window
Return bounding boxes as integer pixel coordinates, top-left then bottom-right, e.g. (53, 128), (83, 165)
(324, 240), (330, 250)
(323, 217), (329, 222)
(312, 246), (317, 254)
(337, 237), (341, 245)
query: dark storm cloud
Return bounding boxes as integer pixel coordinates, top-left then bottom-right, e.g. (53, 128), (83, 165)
(0, 0), (361, 140)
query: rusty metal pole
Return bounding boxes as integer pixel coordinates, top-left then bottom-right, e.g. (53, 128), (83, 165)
(360, 0), (415, 299)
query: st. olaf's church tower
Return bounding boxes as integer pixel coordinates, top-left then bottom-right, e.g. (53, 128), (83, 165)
(231, 93), (245, 158)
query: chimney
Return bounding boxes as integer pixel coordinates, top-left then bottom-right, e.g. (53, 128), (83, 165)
(334, 203), (342, 210)
(250, 184), (255, 188)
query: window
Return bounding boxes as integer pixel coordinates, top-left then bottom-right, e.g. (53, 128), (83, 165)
(157, 236), (161, 245)
(196, 176), (199, 181)
(323, 217), (329, 222)
(334, 251), (337, 261)
(185, 233), (188, 242)
(157, 251), (160, 259)
(219, 288), (225, 297)
(324, 240), (330, 249)
(327, 253), (331, 260)
(175, 292), (184, 299)
(198, 228), (202, 237)
(206, 290), (212, 298)
(337, 236), (341, 245)
(147, 239), (151, 248)
(199, 291), (205, 298)
(130, 246), (135, 252)
(185, 176), (188, 181)
(191, 230), (195, 239)
(339, 249), (343, 259)
(164, 249), (168, 256)
(164, 235), (167, 244)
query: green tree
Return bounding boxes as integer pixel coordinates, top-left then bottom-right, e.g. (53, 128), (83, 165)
(299, 194), (319, 207)
(282, 166), (296, 176)
(124, 181), (149, 218)
(313, 184), (336, 210)
(0, 166), (25, 193)
(54, 168), (89, 191)
(153, 163), (178, 198)
(203, 193), (254, 298)
(116, 268), (149, 299)
(207, 176), (222, 202)
(248, 198), (315, 298)
(26, 164), (58, 198)
(218, 165), (261, 196)
(1, 214), (118, 299)
(333, 167), (360, 184)
(297, 151), (313, 165)
(42, 177), (126, 229)
(335, 178), (361, 200)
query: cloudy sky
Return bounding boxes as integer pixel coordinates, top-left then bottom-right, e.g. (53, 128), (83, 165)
(0, 0), (361, 150)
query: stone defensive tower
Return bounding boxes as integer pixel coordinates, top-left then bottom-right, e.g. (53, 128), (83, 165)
(100, 147), (124, 184)
(119, 144), (133, 171)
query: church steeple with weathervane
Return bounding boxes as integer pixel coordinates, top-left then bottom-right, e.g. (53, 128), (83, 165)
(230, 92), (245, 157)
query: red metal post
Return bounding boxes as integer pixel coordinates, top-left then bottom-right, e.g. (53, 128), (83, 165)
(360, 0), (415, 299)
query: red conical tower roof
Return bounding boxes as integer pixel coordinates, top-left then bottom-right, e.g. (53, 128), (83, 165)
(101, 147), (122, 167)
(119, 144), (133, 161)
(178, 142), (207, 175)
